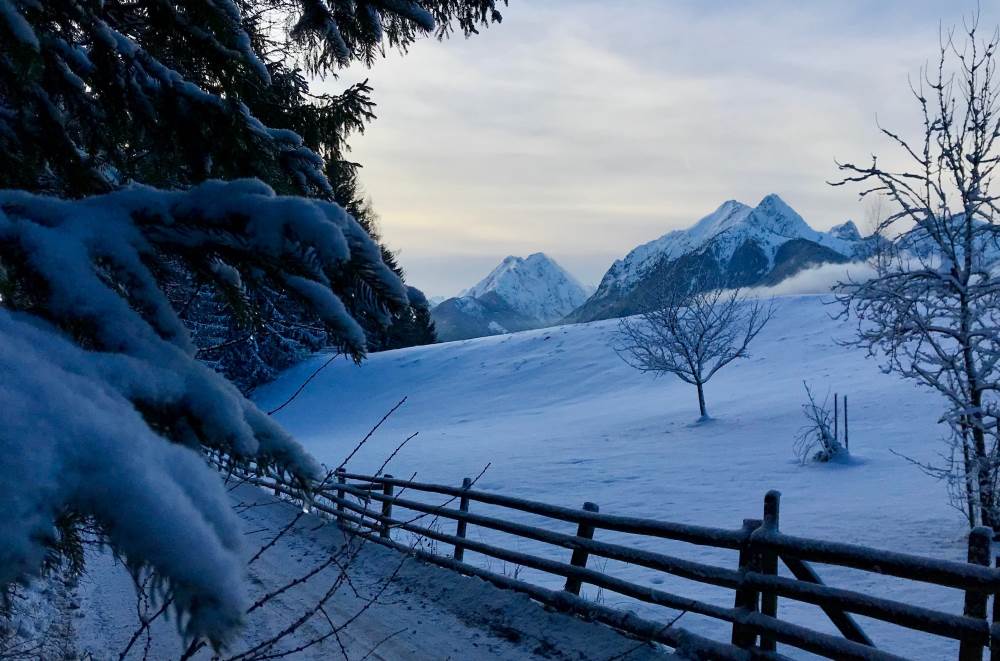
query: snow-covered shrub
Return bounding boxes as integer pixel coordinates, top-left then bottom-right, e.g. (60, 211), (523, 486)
(0, 180), (410, 645)
(794, 382), (845, 463)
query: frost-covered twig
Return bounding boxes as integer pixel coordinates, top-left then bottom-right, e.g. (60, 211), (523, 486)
(266, 353), (344, 416)
(794, 382), (845, 463)
(337, 397), (408, 470)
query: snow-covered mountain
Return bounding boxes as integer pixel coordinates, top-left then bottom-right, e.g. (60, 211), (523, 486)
(433, 253), (589, 341)
(461, 253), (590, 323)
(431, 292), (540, 342)
(570, 194), (873, 322)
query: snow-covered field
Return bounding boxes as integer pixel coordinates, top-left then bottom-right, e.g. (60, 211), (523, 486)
(255, 294), (972, 659)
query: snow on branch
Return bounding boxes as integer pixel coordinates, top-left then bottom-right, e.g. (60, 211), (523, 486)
(0, 179), (410, 641)
(0, 309), (245, 647)
(0, 180), (406, 470)
(0, 1), (503, 198)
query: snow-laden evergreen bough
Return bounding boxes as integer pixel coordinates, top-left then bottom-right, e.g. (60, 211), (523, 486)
(0, 180), (410, 645)
(0, 0), (504, 648)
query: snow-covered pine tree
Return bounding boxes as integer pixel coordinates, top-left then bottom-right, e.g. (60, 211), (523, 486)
(1, 0), (488, 387)
(0, 0), (499, 646)
(344, 195), (438, 352)
(0, 0), (504, 197)
(0, 180), (406, 646)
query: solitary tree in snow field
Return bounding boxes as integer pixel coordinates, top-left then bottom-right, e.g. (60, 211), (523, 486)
(833, 20), (1000, 529)
(614, 283), (773, 420)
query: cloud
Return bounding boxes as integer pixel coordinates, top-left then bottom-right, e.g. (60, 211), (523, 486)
(746, 261), (877, 298)
(321, 0), (995, 296)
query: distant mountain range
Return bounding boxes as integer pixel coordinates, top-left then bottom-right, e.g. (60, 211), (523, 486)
(431, 254), (590, 342)
(430, 194), (874, 341)
(568, 194), (874, 322)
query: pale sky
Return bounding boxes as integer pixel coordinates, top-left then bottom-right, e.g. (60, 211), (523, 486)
(318, 1), (997, 297)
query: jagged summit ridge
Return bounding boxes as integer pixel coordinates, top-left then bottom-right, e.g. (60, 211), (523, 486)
(569, 194), (874, 323)
(596, 194), (862, 298)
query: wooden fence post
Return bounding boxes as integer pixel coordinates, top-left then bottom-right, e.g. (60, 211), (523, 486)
(454, 477), (472, 562)
(335, 468), (346, 528)
(758, 490), (781, 652)
(991, 555), (1000, 661)
(380, 475), (394, 539)
(843, 395), (849, 451)
(834, 393), (839, 443)
(564, 502), (599, 595)
(960, 526), (992, 661)
(732, 518), (762, 648)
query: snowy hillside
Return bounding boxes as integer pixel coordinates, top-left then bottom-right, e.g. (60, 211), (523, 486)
(461, 253), (590, 323)
(572, 195), (873, 321)
(256, 293), (967, 659)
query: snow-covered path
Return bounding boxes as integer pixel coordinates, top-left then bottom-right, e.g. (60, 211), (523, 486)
(71, 484), (674, 660)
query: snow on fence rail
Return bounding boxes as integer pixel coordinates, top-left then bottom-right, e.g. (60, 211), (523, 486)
(224, 465), (1000, 661)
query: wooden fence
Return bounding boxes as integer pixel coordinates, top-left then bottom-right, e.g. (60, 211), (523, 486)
(229, 465), (1000, 661)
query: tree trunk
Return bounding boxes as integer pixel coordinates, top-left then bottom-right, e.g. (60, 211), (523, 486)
(958, 284), (994, 530)
(960, 425), (979, 529)
(696, 382), (707, 419)
(970, 405), (995, 530)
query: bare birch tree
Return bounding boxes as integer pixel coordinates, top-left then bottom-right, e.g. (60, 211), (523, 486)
(614, 285), (773, 421)
(833, 19), (1000, 529)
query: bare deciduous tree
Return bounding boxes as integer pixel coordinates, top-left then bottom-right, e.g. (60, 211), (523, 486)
(833, 18), (1000, 529)
(614, 285), (773, 421)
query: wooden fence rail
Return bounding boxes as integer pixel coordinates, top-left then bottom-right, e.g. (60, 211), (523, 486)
(220, 461), (1000, 661)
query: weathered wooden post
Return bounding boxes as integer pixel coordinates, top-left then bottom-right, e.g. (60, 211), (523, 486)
(380, 474), (394, 540)
(960, 526), (992, 661)
(564, 502), (599, 596)
(758, 490), (781, 652)
(335, 468), (346, 527)
(731, 517), (762, 648)
(844, 395), (849, 451)
(454, 477), (472, 561)
(834, 393), (839, 443)
(991, 556), (1000, 661)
